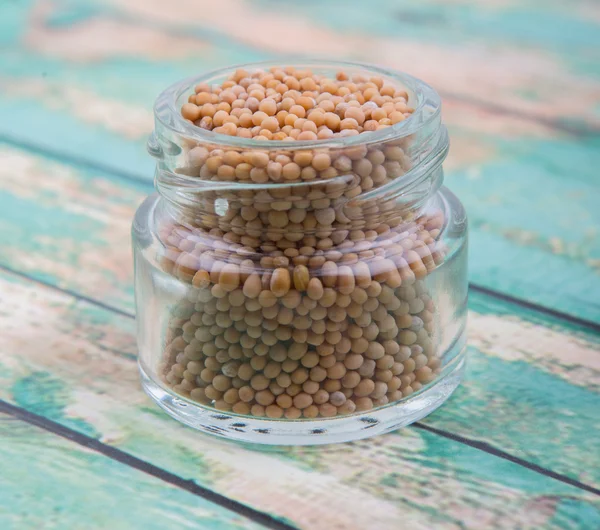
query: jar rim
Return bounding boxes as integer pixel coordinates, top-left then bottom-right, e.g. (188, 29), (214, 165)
(154, 59), (442, 151)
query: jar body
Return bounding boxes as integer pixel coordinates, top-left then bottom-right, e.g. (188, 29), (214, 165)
(133, 185), (467, 445)
(133, 62), (468, 444)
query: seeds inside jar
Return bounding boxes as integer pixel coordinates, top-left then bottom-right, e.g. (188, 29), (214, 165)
(158, 66), (447, 419)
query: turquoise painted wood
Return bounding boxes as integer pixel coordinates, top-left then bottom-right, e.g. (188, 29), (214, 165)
(1, 0), (600, 528)
(0, 270), (599, 529)
(0, 143), (147, 312)
(1, 0), (599, 321)
(0, 144), (598, 486)
(0, 413), (264, 530)
(2, 139), (600, 329)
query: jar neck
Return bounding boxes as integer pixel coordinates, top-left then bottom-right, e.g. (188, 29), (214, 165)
(152, 124), (447, 226)
(148, 61), (448, 235)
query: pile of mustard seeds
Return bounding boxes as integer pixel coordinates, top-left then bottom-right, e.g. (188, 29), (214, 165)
(156, 67), (445, 419)
(180, 67), (414, 141)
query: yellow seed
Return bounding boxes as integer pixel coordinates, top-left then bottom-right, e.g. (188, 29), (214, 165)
(258, 98), (277, 116)
(345, 107), (365, 125)
(265, 404), (284, 418)
(355, 397), (373, 411)
(192, 270), (210, 289)
(302, 120), (318, 134)
(293, 392), (313, 409)
(268, 210), (289, 228)
(289, 104), (306, 118)
(294, 151), (313, 168)
(389, 111), (405, 124)
(181, 103), (200, 121)
(324, 112), (341, 130)
(307, 111), (325, 127)
(231, 402), (250, 415)
(213, 375), (232, 392)
(354, 378), (375, 397)
(271, 268), (291, 297)
(250, 151), (270, 167)
(218, 264), (240, 292)
(315, 207), (335, 226)
(321, 261), (338, 288)
(282, 162), (301, 180)
(258, 290), (278, 308)
(302, 405), (319, 418)
(261, 116), (279, 132)
(250, 404), (265, 417)
(311, 153), (331, 171)
(243, 272), (262, 298)
(205, 156), (223, 173)
(212, 109), (229, 126)
(340, 118), (358, 130)
(307, 277), (324, 300)
(293, 265), (310, 291)
(255, 389), (275, 406)
(298, 131), (317, 140)
(296, 96), (314, 110)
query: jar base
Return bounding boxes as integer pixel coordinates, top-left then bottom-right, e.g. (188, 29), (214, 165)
(139, 348), (465, 446)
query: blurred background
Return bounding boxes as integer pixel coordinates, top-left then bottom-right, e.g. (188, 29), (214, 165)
(2, 0), (599, 322)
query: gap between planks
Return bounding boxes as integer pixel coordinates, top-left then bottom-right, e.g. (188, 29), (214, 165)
(468, 284), (600, 334)
(413, 424), (600, 497)
(2, 237), (598, 335)
(1, 263), (599, 499)
(4, 131), (600, 332)
(0, 400), (297, 530)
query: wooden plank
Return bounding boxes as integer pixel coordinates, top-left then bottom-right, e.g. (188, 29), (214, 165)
(1, 270), (599, 530)
(2, 0), (598, 172)
(279, 0), (600, 64)
(1, 0), (598, 161)
(0, 412), (265, 530)
(0, 143), (598, 480)
(427, 290), (600, 488)
(2, 3), (598, 527)
(2, 103), (599, 324)
(0, 145), (146, 312)
(444, 105), (600, 323)
(20, 0), (597, 125)
(2, 2), (599, 321)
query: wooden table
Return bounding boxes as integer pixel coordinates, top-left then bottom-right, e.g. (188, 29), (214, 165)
(1, 1), (599, 528)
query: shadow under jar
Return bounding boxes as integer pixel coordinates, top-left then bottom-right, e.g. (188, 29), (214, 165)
(133, 61), (468, 445)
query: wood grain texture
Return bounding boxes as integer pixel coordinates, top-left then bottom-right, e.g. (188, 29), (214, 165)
(0, 413), (263, 530)
(0, 145), (599, 487)
(75, 0), (600, 125)
(0, 145), (145, 312)
(1, 0), (599, 320)
(1, 269), (598, 530)
(1, 116), (599, 325)
(1, 1), (600, 527)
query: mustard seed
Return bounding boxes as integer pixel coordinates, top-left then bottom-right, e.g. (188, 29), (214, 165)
(342, 371), (361, 389)
(354, 378), (375, 397)
(181, 103), (201, 121)
(307, 278), (324, 300)
(319, 403), (337, 417)
(293, 393), (313, 409)
(270, 267), (291, 297)
(263, 404), (282, 418)
(255, 389), (275, 406)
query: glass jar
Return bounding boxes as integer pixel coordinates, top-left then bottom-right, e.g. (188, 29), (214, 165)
(132, 61), (468, 445)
